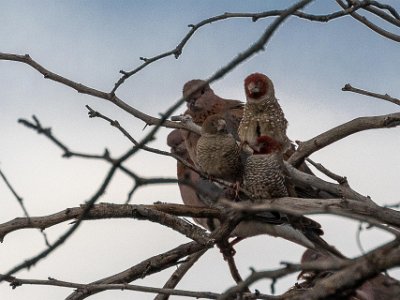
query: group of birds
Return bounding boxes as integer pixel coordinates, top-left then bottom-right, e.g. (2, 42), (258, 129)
(168, 73), (339, 255)
(166, 73), (398, 298)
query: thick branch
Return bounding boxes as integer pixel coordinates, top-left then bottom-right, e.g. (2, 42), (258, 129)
(219, 238), (400, 300)
(224, 197), (400, 231)
(285, 239), (400, 299)
(288, 112), (400, 167)
(0, 203), (220, 242)
(286, 163), (369, 202)
(66, 212), (242, 300)
(0, 53), (188, 131)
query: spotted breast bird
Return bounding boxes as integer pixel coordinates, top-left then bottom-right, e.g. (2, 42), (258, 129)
(238, 73), (291, 152)
(237, 135), (344, 257)
(181, 79), (243, 165)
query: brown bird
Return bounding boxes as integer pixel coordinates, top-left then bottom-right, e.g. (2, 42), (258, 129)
(292, 249), (400, 300)
(167, 129), (222, 230)
(238, 73), (291, 152)
(238, 135), (344, 257)
(196, 114), (242, 182)
(243, 135), (288, 199)
(181, 79), (243, 164)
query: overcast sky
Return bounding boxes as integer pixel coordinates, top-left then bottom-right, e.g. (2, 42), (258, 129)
(1, 1), (399, 299)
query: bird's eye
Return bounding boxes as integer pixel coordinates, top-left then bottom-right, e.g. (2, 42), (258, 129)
(200, 89), (205, 95)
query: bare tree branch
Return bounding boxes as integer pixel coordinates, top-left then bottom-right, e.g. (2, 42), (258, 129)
(111, 1), (371, 93)
(0, 166), (50, 246)
(369, 0), (400, 19)
(305, 158), (349, 185)
(66, 212), (242, 299)
(0, 203), (221, 242)
(342, 83), (400, 106)
(18, 115), (179, 201)
(286, 163), (371, 202)
(285, 238), (400, 299)
(0, 162), (119, 283)
(219, 238), (400, 300)
(288, 112), (400, 167)
(6, 275), (221, 299)
(0, 167), (29, 218)
(223, 197), (400, 233)
(363, 1), (400, 26)
(337, 0), (400, 42)
(154, 249), (207, 300)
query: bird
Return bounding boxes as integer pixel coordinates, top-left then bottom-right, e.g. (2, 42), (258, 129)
(242, 135), (289, 199)
(237, 135), (344, 257)
(290, 249), (400, 300)
(196, 114), (242, 183)
(180, 79), (244, 164)
(168, 130), (343, 255)
(238, 72), (291, 152)
(167, 129), (223, 230)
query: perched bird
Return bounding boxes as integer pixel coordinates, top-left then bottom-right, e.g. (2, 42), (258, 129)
(168, 131), (343, 255)
(181, 79), (243, 164)
(243, 135), (288, 199)
(183, 79), (243, 126)
(167, 129), (222, 230)
(291, 249), (400, 300)
(238, 135), (344, 257)
(196, 114), (242, 183)
(238, 73), (291, 152)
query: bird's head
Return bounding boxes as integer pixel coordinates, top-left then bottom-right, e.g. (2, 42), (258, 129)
(183, 79), (213, 112)
(201, 114), (227, 135)
(244, 73), (274, 102)
(253, 135), (282, 154)
(167, 129), (187, 156)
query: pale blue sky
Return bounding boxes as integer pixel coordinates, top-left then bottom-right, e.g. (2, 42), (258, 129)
(1, 1), (399, 299)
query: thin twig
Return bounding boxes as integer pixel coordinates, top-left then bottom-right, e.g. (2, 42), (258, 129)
(305, 158), (348, 185)
(342, 83), (400, 106)
(0, 167), (29, 218)
(6, 276), (220, 299)
(0, 162), (119, 283)
(18, 115), (178, 201)
(336, 0), (400, 42)
(0, 167), (50, 246)
(111, 2), (369, 93)
(66, 210), (242, 299)
(154, 249), (208, 300)
(356, 222), (367, 254)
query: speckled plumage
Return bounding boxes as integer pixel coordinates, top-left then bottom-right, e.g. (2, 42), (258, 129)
(196, 115), (241, 182)
(243, 152), (288, 199)
(238, 73), (290, 151)
(181, 79), (243, 164)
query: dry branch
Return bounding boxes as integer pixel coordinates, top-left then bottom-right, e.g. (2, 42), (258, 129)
(0, 203), (220, 242)
(111, 1), (370, 92)
(336, 0), (400, 42)
(288, 112), (400, 167)
(342, 83), (400, 106)
(154, 249), (208, 300)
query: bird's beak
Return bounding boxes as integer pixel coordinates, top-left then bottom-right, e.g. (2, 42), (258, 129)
(252, 144), (261, 153)
(187, 98), (198, 111)
(247, 82), (260, 94)
(217, 119), (226, 132)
